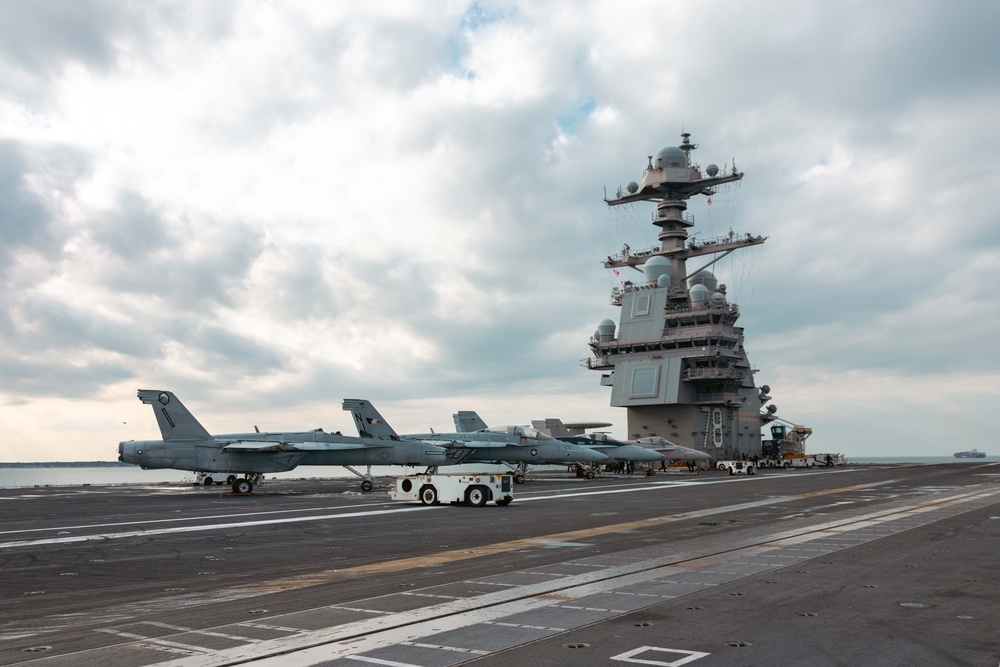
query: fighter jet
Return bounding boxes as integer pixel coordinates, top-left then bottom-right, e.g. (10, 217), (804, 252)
(530, 418), (664, 477)
(629, 435), (713, 463)
(344, 400), (608, 483)
(118, 390), (447, 493)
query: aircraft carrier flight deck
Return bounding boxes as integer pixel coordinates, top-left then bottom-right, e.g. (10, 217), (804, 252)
(2, 463), (999, 666)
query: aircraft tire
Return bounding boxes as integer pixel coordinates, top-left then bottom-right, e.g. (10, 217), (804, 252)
(646, 469), (656, 476)
(419, 485), (438, 505)
(467, 486), (489, 507)
(585, 469), (596, 480)
(513, 474), (526, 484)
(360, 480), (374, 493)
(495, 497), (513, 507)
(203, 476), (214, 486)
(233, 479), (253, 494)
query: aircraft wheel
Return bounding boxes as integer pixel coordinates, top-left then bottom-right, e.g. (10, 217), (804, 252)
(467, 486), (489, 507)
(646, 469), (656, 476)
(203, 476), (214, 486)
(226, 475), (237, 485)
(360, 480), (374, 493)
(513, 474), (526, 484)
(495, 497), (513, 507)
(585, 469), (596, 480)
(233, 479), (253, 494)
(419, 485), (438, 505)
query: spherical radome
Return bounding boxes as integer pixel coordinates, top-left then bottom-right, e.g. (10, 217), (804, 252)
(688, 270), (717, 290)
(690, 284), (711, 302)
(642, 255), (671, 283)
(655, 146), (686, 169)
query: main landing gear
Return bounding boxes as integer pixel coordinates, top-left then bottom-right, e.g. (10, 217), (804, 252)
(231, 473), (263, 494)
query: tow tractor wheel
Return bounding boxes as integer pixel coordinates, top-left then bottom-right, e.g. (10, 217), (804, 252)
(729, 468), (736, 476)
(419, 485), (438, 505)
(233, 479), (253, 494)
(495, 497), (512, 507)
(226, 475), (237, 485)
(360, 480), (374, 493)
(513, 474), (526, 484)
(467, 486), (489, 507)
(203, 476), (214, 486)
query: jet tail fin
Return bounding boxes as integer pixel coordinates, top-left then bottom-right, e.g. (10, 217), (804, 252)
(342, 399), (399, 439)
(453, 410), (488, 433)
(531, 418), (572, 437)
(137, 389), (213, 441)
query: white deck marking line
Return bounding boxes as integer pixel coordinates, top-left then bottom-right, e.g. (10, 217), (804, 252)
(342, 656), (421, 667)
(611, 645), (711, 666)
(94, 628), (207, 654)
(142, 622), (264, 643)
(0, 502), (400, 536)
(398, 640), (488, 655)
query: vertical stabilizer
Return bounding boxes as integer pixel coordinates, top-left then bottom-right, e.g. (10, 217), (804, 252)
(342, 399), (399, 439)
(453, 411), (488, 433)
(136, 390), (213, 441)
(531, 419), (572, 437)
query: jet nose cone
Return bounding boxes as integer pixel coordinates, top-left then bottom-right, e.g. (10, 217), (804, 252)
(584, 448), (608, 462)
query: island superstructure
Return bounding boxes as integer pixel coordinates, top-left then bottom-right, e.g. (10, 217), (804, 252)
(586, 133), (781, 460)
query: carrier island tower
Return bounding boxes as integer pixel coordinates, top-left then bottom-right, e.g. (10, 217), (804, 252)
(586, 133), (782, 460)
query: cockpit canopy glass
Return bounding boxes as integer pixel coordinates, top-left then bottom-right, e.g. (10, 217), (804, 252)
(485, 425), (554, 440)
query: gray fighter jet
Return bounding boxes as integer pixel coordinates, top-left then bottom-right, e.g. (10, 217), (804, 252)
(530, 419), (665, 477)
(629, 435), (713, 463)
(118, 390), (447, 493)
(344, 400), (608, 483)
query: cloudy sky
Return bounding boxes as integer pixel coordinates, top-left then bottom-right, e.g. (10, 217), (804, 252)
(1, 0), (998, 462)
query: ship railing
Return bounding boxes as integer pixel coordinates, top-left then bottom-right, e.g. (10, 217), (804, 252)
(685, 367), (746, 380)
(605, 244), (661, 265)
(652, 210), (696, 225)
(694, 392), (747, 405)
(688, 230), (765, 250)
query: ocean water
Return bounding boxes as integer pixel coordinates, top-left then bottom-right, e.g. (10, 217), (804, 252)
(0, 457), (995, 489)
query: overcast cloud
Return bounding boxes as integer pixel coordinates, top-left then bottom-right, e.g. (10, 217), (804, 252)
(1, 0), (998, 461)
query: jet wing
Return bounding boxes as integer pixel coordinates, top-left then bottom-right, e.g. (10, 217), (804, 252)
(422, 439), (510, 449)
(222, 441), (287, 453)
(223, 440), (392, 453)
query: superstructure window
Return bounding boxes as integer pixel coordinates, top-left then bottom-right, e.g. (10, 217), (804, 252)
(630, 366), (660, 398)
(633, 293), (651, 317)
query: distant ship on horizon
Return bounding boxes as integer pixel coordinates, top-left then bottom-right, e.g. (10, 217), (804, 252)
(953, 449), (986, 458)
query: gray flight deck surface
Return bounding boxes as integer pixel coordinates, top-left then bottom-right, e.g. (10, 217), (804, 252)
(2, 463), (998, 666)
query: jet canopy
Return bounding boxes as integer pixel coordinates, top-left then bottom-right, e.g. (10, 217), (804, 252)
(484, 425), (555, 440)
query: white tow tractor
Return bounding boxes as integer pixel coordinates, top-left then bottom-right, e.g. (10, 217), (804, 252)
(390, 473), (514, 506)
(716, 460), (756, 475)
